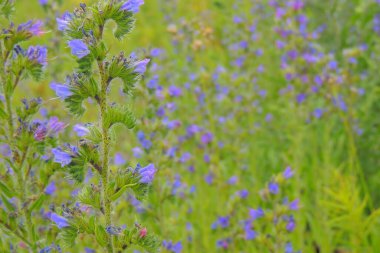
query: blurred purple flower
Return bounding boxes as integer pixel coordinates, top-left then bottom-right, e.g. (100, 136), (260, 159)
(68, 39), (90, 59)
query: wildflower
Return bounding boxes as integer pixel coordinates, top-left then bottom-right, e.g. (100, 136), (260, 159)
(168, 85), (182, 97)
(34, 125), (47, 141)
(216, 238), (230, 249)
(134, 58), (150, 74)
(50, 82), (72, 99)
(47, 117), (65, 134)
(106, 226), (124, 235)
(39, 0), (48, 6)
(238, 189), (249, 199)
(268, 182), (279, 194)
(44, 181), (56, 195)
(283, 166), (294, 179)
(114, 153), (126, 165)
(217, 216), (230, 228)
(73, 124), (90, 137)
(227, 176), (238, 185)
(50, 213), (69, 228)
(249, 208), (264, 220)
(26, 46), (47, 66)
(289, 199), (300, 210)
(245, 226), (256, 240)
(286, 219), (296, 231)
(18, 20), (43, 36)
(121, 0), (144, 13)
(56, 12), (72, 31)
(137, 163), (156, 184)
(132, 147), (143, 158)
(201, 132), (213, 144)
(139, 227), (147, 238)
(163, 241), (182, 253)
(51, 148), (72, 167)
(68, 39), (90, 59)
(313, 108), (324, 119)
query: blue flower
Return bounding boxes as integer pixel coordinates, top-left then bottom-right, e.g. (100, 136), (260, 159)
(68, 39), (90, 59)
(44, 181), (56, 195)
(134, 58), (150, 74)
(51, 148), (72, 167)
(56, 12), (72, 31)
(50, 213), (69, 229)
(137, 164), (156, 184)
(26, 46), (48, 66)
(73, 124), (90, 137)
(268, 182), (279, 194)
(114, 153), (126, 166)
(283, 166), (294, 179)
(245, 226), (256, 240)
(121, 0), (144, 13)
(249, 208), (264, 220)
(18, 20), (43, 36)
(39, 0), (48, 6)
(50, 82), (72, 99)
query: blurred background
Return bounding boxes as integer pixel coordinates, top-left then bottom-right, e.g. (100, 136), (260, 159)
(4, 0), (380, 252)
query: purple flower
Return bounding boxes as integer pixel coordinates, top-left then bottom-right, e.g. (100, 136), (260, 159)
(50, 213), (69, 228)
(162, 241), (182, 253)
(50, 82), (72, 99)
(217, 216), (230, 228)
(26, 46), (47, 66)
(134, 58), (150, 74)
(249, 208), (264, 220)
(313, 108), (324, 119)
(68, 39), (90, 59)
(296, 93), (306, 104)
(44, 181), (56, 195)
(289, 199), (300, 210)
(245, 226), (256, 240)
(283, 166), (294, 179)
(168, 85), (182, 97)
(132, 147), (143, 158)
(268, 182), (279, 194)
(227, 176), (238, 185)
(51, 148), (72, 167)
(114, 153), (126, 166)
(121, 0), (144, 13)
(34, 125), (47, 141)
(47, 117), (65, 134)
(56, 12), (72, 31)
(18, 20), (43, 36)
(286, 217), (296, 232)
(201, 132), (213, 144)
(137, 164), (156, 184)
(238, 189), (249, 199)
(39, 0), (48, 5)
(73, 124), (90, 137)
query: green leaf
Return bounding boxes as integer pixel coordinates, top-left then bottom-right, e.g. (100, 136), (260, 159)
(105, 104), (136, 130)
(0, 181), (14, 198)
(107, 52), (140, 93)
(95, 225), (108, 247)
(94, 3), (135, 40)
(64, 75), (100, 116)
(136, 232), (160, 253)
(0, 0), (14, 18)
(59, 227), (78, 248)
(29, 194), (46, 212)
(77, 185), (101, 209)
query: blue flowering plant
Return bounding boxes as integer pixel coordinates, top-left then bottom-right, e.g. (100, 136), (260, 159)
(0, 1), (64, 252)
(50, 0), (159, 252)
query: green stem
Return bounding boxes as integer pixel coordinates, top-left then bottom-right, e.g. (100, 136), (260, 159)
(98, 60), (113, 253)
(15, 147), (37, 252)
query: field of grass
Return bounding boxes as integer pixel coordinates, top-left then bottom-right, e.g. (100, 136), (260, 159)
(1, 0), (380, 252)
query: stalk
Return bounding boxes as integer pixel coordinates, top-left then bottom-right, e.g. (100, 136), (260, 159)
(98, 59), (113, 253)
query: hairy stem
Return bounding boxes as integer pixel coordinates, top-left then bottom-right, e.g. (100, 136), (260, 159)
(98, 60), (113, 253)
